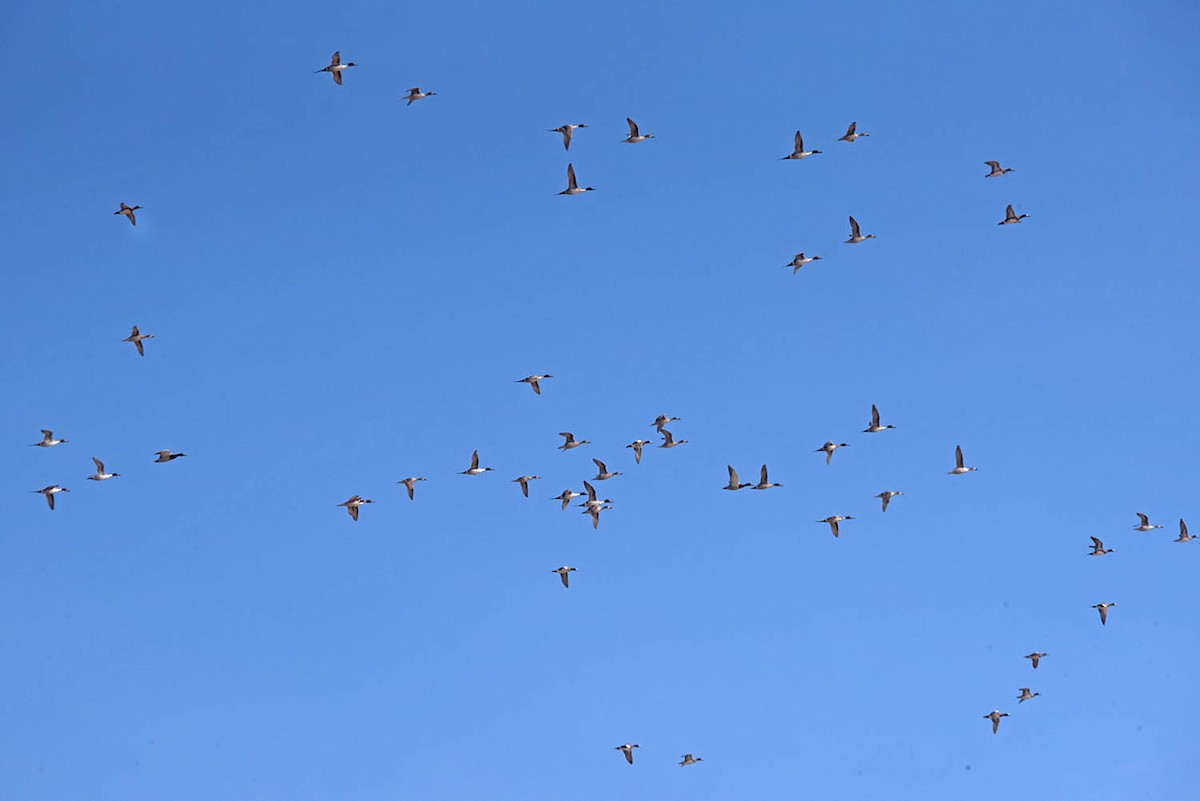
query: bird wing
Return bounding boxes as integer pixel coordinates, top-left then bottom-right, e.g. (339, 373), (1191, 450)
(592, 458), (607, 473)
(470, 450), (480, 470)
(727, 465), (738, 485)
(46, 492), (55, 510)
(794, 130), (803, 153)
(135, 339), (145, 356)
(626, 118), (639, 137)
(333, 70), (343, 86)
(845, 121), (857, 136)
(624, 748), (634, 764)
(348, 504), (359, 521)
(583, 480), (597, 502)
(880, 494), (891, 512)
(331, 51), (341, 66)
(566, 163), (578, 189)
(760, 465), (769, 484)
(955, 445), (965, 469)
(1005, 204), (1016, 220)
(1090, 536), (1103, 548)
(830, 519), (840, 537)
(406, 483), (415, 500)
(661, 429), (675, 446)
(1183, 519), (1189, 536)
(92, 457), (104, 472)
(849, 216), (861, 237)
(530, 379), (541, 394)
(1136, 512), (1149, 526)
(519, 479), (529, 497)
(561, 128), (572, 150)
(871, 404), (880, 427)
(985, 161), (1000, 169)
(41, 429), (53, 440)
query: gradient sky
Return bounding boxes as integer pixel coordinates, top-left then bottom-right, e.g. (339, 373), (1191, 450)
(2, 1), (1198, 799)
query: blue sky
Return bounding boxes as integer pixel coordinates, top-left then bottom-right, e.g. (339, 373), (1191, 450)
(2, 1), (1198, 798)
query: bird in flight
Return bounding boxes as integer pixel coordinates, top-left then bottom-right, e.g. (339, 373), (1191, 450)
(32, 429), (68, 447)
(338, 495), (374, 521)
(615, 743), (640, 764)
(559, 163), (595, 195)
(398, 476), (426, 500)
(315, 51), (356, 85)
(845, 215), (875, 243)
(114, 202), (141, 226)
(34, 485), (69, 510)
(460, 450), (493, 475)
(998, 204), (1029, 225)
(403, 87), (436, 105)
(122, 325), (154, 357)
(782, 130), (821, 160)
(983, 710), (1009, 734)
(549, 123), (587, 150)
(984, 160), (1013, 177)
(512, 475), (540, 497)
(515, 374), (552, 395)
(838, 121), (869, 142)
(623, 117), (654, 143)
(88, 457), (119, 481)
(552, 566), (576, 588)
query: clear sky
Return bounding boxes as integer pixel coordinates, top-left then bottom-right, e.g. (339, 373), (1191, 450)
(2, 1), (1198, 798)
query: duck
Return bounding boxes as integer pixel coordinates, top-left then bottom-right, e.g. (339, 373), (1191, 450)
(551, 488), (585, 511)
(786, 252), (822, 274)
(723, 466), (751, 491)
(1177, 519), (1195, 543)
(1088, 536), (1114, 556)
(615, 743), (640, 764)
(87, 457), (119, 481)
(838, 121), (869, 142)
(34, 485), (69, 510)
(845, 215), (875, 243)
(1024, 652), (1046, 669)
(552, 566), (577, 588)
(404, 87), (436, 105)
(460, 450), (493, 475)
(549, 123), (587, 150)
(592, 458), (622, 480)
(114, 202), (141, 226)
(623, 118), (654, 143)
(558, 432), (590, 451)
(998, 204), (1029, 225)
(516, 374), (553, 395)
(1133, 512), (1162, 531)
(815, 441), (848, 465)
(984, 161), (1014, 178)
(659, 428), (687, 449)
(781, 130), (820, 160)
(583, 503), (613, 529)
(154, 450), (185, 462)
(679, 754), (703, 766)
(1092, 602), (1117, 625)
(626, 440), (652, 464)
(397, 476), (427, 500)
(984, 710), (1009, 734)
(652, 414), (681, 431)
(558, 163), (595, 195)
(1017, 688), (1040, 703)
(32, 429), (68, 447)
(948, 445), (977, 474)
(753, 464), (782, 490)
(512, 475), (540, 497)
(863, 404), (895, 433)
(337, 495), (374, 522)
(875, 490), (903, 512)
(817, 515), (854, 538)
(315, 51), (356, 85)
(122, 325), (154, 357)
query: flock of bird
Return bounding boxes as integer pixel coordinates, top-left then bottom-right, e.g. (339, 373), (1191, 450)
(25, 49), (1189, 769)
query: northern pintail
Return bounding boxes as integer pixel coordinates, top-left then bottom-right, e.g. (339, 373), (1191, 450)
(516, 374), (553, 395)
(984, 161), (1013, 178)
(154, 450), (185, 462)
(32, 429), (68, 447)
(549, 123), (587, 150)
(1088, 536), (1114, 556)
(551, 488), (585, 510)
(552, 566), (576, 588)
(558, 432), (590, 451)
(558, 163), (595, 195)
(88, 457), (119, 481)
(723, 466), (751, 490)
(1024, 652), (1046, 669)
(315, 51), (356, 85)
(844, 215), (875, 243)
(1016, 688), (1040, 703)
(815, 441), (848, 465)
(114, 202), (141, 226)
(337, 495), (374, 521)
(875, 490), (903, 512)
(460, 450), (493, 475)
(404, 87), (435, 105)
(998, 204), (1029, 225)
(753, 464), (782, 490)
(782, 130), (820, 160)
(583, 503), (613, 529)
(623, 118), (654, 143)
(512, 475), (540, 497)
(983, 710), (1009, 734)
(817, 514), (854, 537)
(659, 428), (687, 448)
(652, 414), (681, 431)
(679, 754), (703, 766)
(592, 458), (621, 480)
(786, 252), (822, 273)
(1092, 602), (1116, 625)
(626, 440), (652, 464)
(863, 404), (895, 433)
(34, 485), (69, 510)
(838, 121), (869, 142)
(398, 476), (426, 500)
(948, 445), (977, 474)
(1177, 519), (1194, 542)
(1133, 512), (1162, 531)
(615, 743), (640, 764)
(123, 325), (154, 357)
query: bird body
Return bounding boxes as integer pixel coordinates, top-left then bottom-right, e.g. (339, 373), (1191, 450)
(154, 450), (185, 462)
(1017, 688), (1040, 703)
(679, 753), (703, 766)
